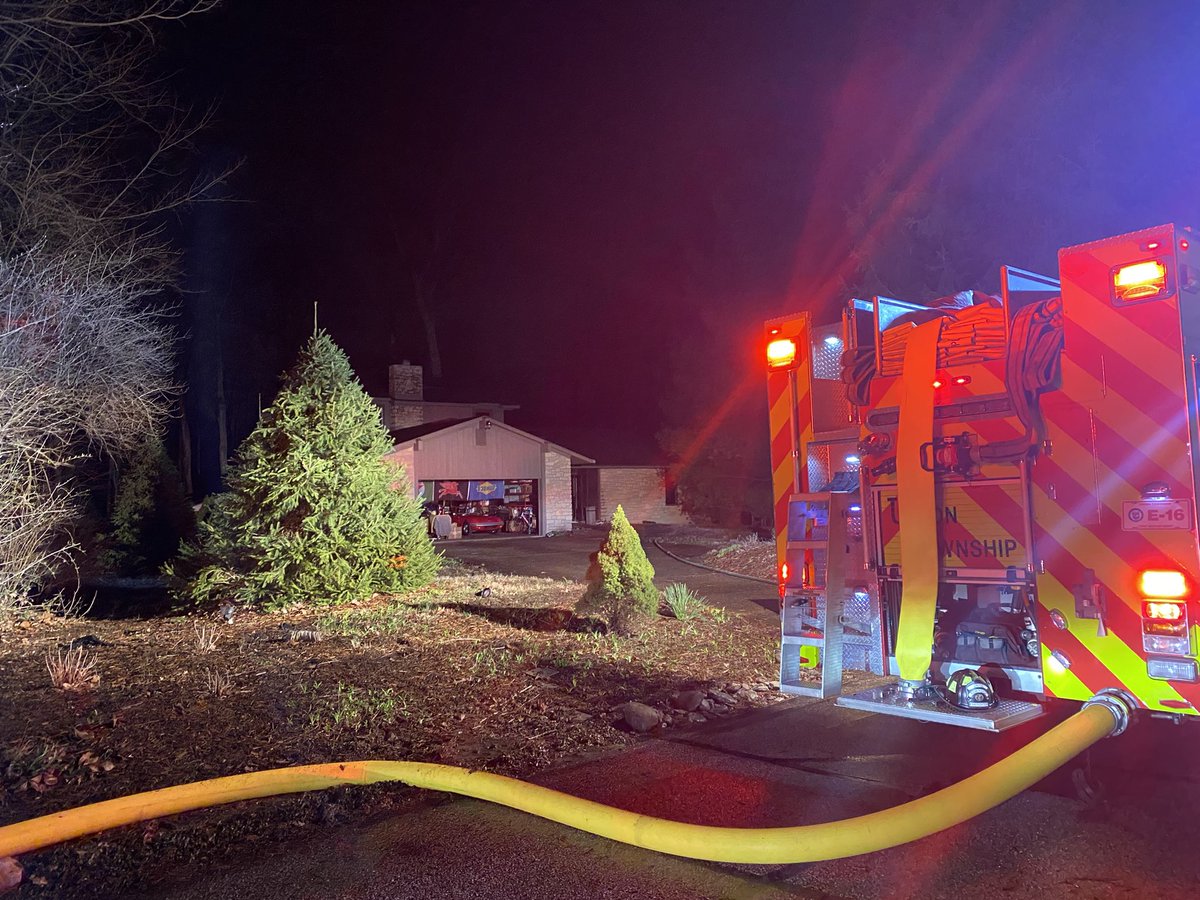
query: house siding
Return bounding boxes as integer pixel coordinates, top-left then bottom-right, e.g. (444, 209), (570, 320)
(598, 467), (687, 525)
(383, 446), (418, 496)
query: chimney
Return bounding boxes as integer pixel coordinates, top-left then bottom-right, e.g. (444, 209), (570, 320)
(389, 361), (423, 401)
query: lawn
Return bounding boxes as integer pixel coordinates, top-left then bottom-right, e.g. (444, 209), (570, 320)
(0, 565), (786, 898)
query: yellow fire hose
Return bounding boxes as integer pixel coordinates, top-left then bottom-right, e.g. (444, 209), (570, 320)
(0, 696), (1128, 865)
(894, 317), (942, 683)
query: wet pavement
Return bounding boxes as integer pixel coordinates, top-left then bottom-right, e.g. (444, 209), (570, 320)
(140, 531), (1200, 899)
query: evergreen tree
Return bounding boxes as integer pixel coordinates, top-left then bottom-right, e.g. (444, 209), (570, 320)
(169, 331), (438, 610)
(576, 505), (658, 633)
(100, 435), (196, 576)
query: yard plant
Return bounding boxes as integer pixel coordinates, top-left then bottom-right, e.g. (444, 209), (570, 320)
(576, 505), (658, 633)
(662, 583), (705, 622)
(169, 331), (439, 610)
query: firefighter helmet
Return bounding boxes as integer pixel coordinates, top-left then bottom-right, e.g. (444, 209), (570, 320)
(945, 668), (998, 711)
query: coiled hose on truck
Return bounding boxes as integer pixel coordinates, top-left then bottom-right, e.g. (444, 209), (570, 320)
(0, 695), (1128, 866)
(842, 295), (1064, 464)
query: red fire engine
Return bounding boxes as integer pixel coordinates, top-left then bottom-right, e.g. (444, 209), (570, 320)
(765, 224), (1200, 729)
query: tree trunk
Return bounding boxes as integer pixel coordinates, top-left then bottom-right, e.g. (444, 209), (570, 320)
(180, 404), (193, 498)
(216, 345), (228, 478)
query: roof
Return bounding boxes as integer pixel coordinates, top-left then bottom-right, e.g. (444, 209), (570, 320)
(390, 416), (594, 464)
(389, 418), (473, 444)
(572, 464), (666, 470)
(518, 424), (666, 467)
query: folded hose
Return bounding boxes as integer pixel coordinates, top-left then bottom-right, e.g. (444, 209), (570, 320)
(0, 699), (1125, 865)
(842, 295), (1063, 464)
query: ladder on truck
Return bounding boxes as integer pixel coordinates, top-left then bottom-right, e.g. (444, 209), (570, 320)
(780, 491), (859, 699)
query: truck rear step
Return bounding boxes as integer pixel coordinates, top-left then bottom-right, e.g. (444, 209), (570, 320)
(836, 683), (1045, 732)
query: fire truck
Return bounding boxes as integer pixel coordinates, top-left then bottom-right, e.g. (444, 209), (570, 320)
(764, 224), (1200, 730)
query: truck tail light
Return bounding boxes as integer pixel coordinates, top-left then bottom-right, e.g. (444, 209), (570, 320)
(1141, 598), (1191, 656)
(780, 561), (790, 583)
(1143, 600), (1185, 622)
(767, 338), (797, 368)
(1139, 569), (1188, 599)
(1113, 259), (1168, 303)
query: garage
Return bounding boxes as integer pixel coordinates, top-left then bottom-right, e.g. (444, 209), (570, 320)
(384, 416), (593, 536)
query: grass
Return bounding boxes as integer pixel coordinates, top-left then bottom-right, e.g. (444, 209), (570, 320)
(306, 683), (407, 732)
(193, 623), (219, 652)
(315, 603), (411, 641)
(470, 646), (526, 677)
(202, 668), (233, 699)
(44, 646), (97, 691)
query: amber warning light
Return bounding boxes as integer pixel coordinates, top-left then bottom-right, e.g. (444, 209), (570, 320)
(1113, 259), (1168, 302)
(766, 337), (797, 368)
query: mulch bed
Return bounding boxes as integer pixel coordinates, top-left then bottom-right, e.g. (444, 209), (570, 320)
(0, 569), (790, 898)
(699, 539), (777, 580)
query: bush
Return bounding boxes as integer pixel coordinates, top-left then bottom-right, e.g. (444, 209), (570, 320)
(167, 331), (439, 610)
(575, 505), (657, 633)
(99, 435), (196, 576)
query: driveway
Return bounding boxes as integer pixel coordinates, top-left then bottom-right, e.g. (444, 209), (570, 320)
(438, 529), (778, 619)
(148, 693), (1200, 900)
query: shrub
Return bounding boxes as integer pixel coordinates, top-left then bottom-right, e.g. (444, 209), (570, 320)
(99, 435), (196, 576)
(45, 646), (97, 692)
(575, 505), (657, 633)
(663, 583), (705, 621)
(167, 331), (439, 610)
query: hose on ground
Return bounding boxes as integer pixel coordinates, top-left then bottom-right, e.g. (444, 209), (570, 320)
(0, 700), (1124, 864)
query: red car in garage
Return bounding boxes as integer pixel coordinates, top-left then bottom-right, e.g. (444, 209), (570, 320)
(451, 507), (504, 535)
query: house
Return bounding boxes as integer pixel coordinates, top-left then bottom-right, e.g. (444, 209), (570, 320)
(570, 464), (687, 526)
(384, 417), (592, 535)
(375, 361), (685, 533)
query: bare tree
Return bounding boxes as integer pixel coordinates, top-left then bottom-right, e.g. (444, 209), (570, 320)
(0, 1), (221, 609)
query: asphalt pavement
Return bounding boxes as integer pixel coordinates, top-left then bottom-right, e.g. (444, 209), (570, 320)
(436, 528), (780, 619)
(141, 531), (1200, 899)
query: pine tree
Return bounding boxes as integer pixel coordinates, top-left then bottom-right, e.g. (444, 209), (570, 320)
(100, 435), (196, 576)
(169, 331), (439, 610)
(576, 505), (658, 633)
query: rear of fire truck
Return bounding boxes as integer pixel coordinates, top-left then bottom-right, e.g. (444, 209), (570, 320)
(765, 224), (1200, 729)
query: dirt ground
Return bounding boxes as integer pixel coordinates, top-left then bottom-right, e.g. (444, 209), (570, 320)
(0, 562), (788, 898)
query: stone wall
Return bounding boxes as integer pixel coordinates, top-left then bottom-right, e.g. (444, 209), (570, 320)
(542, 450), (573, 534)
(598, 467), (687, 525)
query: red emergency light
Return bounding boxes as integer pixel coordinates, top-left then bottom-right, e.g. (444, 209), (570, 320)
(767, 338), (797, 368)
(1139, 569), (1188, 599)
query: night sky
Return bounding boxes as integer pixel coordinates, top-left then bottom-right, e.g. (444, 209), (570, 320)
(171, 0), (1200, 494)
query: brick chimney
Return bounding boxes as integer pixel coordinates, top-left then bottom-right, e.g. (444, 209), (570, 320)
(389, 361), (423, 401)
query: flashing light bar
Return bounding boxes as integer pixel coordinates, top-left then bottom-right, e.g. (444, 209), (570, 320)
(1113, 259), (1168, 302)
(767, 338), (797, 368)
(1139, 569), (1188, 599)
